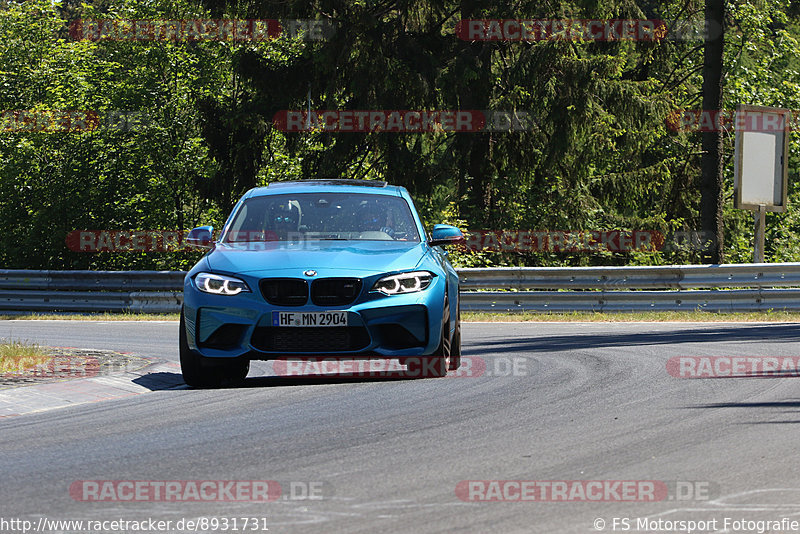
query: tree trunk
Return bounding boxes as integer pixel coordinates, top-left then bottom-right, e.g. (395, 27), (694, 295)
(699, 0), (725, 264)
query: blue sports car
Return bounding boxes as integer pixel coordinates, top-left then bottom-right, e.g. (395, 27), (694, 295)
(180, 179), (465, 387)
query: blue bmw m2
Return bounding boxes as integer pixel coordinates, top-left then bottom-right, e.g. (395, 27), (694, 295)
(180, 179), (465, 387)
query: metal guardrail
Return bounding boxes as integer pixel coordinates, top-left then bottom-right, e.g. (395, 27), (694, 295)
(0, 270), (185, 291)
(0, 271), (184, 314)
(459, 289), (800, 313)
(3, 264), (800, 313)
(458, 264), (800, 290)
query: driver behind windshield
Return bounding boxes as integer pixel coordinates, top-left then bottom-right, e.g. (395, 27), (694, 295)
(357, 203), (395, 238)
(269, 202), (300, 240)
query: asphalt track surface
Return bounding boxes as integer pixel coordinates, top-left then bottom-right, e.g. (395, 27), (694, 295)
(3, 320), (800, 534)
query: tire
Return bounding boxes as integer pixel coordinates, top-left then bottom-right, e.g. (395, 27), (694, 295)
(180, 309), (248, 388)
(448, 301), (461, 371)
(221, 359), (250, 386)
(406, 294), (450, 378)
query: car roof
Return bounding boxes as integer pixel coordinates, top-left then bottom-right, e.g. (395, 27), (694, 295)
(245, 179), (405, 198)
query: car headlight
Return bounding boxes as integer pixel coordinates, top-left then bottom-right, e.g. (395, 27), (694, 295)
(371, 271), (434, 295)
(194, 273), (251, 296)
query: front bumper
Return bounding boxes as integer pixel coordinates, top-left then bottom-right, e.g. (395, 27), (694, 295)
(183, 274), (446, 360)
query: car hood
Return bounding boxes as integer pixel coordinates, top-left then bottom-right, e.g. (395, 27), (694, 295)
(205, 240), (429, 275)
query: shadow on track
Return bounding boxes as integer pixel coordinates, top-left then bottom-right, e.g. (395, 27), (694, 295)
(242, 372), (422, 388)
(684, 399), (800, 425)
(470, 323), (800, 353)
(132, 370), (424, 390)
(691, 400), (800, 408)
(132, 372), (186, 390)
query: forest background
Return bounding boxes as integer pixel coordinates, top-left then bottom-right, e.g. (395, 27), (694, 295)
(1, 0), (798, 270)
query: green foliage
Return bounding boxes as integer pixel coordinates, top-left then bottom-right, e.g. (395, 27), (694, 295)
(1, 0), (799, 269)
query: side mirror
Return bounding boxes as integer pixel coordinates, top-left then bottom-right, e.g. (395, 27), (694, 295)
(187, 226), (214, 249)
(429, 224), (465, 247)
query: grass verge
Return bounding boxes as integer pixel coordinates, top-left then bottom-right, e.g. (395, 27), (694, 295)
(0, 340), (50, 374)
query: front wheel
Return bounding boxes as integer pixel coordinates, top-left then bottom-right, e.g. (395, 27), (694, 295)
(223, 359), (250, 385)
(449, 321), (461, 371)
(180, 310), (248, 388)
(406, 353), (448, 378)
(406, 296), (451, 378)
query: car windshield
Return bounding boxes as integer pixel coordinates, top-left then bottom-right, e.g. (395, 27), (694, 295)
(222, 192), (421, 243)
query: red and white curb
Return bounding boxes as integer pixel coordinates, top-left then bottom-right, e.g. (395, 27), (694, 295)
(0, 360), (185, 418)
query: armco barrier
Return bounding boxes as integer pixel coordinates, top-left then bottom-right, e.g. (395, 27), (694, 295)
(0, 271), (183, 313)
(3, 264), (800, 313)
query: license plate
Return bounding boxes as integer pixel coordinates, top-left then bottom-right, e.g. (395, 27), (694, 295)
(272, 311), (348, 327)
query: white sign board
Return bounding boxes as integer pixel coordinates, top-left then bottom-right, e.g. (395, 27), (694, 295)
(734, 105), (789, 212)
